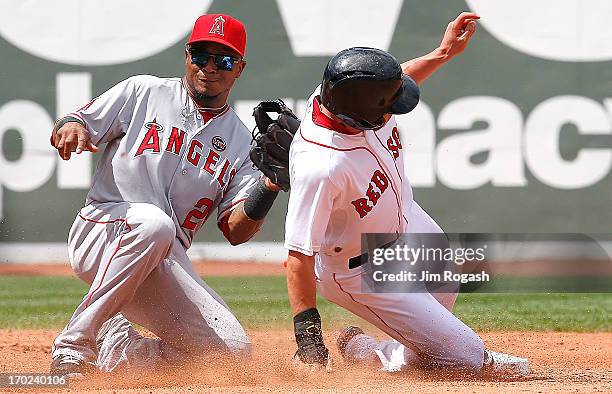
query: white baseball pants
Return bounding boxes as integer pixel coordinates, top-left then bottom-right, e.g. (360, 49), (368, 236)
(316, 202), (485, 372)
(52, 202), (250, 371)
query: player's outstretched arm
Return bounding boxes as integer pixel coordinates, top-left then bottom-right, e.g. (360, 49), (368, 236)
(50, 118), (99, 160)
(286, 250), (331, 369)
(401, 12), (479, 85)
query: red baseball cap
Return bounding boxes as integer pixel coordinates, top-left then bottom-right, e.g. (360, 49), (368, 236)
(187, 14), (247, 57)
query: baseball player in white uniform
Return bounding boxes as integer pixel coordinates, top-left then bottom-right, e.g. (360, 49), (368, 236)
(48, 14), (284, 376)
(284, 13), (529, 376)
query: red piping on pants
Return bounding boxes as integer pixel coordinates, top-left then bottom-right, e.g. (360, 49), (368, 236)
(78, 213), (132, 308)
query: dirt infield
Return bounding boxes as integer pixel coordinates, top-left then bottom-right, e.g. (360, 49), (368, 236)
(1, 329), (611, 393)
(1, 261), (611, 392)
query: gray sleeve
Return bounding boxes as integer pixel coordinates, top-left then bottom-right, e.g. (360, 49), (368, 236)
(66, 77), (138, 146)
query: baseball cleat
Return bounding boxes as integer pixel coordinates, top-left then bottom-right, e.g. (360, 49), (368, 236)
(50, 354), (96, 378)
(482, 349), (529, 378)
(336, 325), (365, 359)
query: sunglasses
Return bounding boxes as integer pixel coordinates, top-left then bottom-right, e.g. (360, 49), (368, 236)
(188, 49), (241, 71)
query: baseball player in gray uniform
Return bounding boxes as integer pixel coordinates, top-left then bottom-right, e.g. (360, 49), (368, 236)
(48, 14), (283, 376)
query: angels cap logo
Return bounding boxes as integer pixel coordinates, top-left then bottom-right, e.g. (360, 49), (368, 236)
(212, 136), (226, 151)
(209, 15), (226, 36)
(188, 14), (246, 56)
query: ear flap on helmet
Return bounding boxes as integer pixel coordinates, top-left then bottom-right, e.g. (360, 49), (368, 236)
(389, 75), (420, 115)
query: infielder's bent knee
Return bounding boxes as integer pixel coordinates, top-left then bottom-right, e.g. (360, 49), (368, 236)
(219, 321), (252, 356)
(226, 338), (252, 357)
(128, 203), (176, 247)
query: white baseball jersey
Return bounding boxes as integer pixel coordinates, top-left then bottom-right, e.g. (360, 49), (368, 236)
(67, 75), (258, 248)
(284, 88), (483, 374)
(285, 87), (415, 263)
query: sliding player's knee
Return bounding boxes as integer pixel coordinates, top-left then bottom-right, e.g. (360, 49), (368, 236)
(451, 333), (485, 372)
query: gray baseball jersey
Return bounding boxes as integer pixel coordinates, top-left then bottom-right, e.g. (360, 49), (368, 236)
(51, 75), (257, 367)
(67, 75), (258, 248)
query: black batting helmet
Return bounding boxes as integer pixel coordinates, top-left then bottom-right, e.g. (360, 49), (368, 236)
(320, 47), (420, 130)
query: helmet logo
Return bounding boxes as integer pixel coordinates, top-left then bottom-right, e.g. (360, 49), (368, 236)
(209, 15), (225, 36)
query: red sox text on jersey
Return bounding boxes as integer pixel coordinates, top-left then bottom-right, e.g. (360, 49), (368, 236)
(350, 126), (403, 219)
(351, 170), (389, 218)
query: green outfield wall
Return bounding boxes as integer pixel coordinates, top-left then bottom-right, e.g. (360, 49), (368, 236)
(1, 0), (611, 247)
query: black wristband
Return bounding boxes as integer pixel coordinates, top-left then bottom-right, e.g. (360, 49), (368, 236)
(243, 178), (279, 221)
(294, 308), (325, 349)
(293, 308), (328, 363)
(54, 116), (85, 132)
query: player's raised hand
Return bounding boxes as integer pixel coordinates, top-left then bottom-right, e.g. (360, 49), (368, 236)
(438, 12), (480, 59)
(51, 122), (98, 160)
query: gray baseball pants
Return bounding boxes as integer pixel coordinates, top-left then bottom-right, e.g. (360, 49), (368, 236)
(52, 201), (250, 371)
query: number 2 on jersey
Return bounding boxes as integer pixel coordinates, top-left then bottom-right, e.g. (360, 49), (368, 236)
(182, 198), (213, 231)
